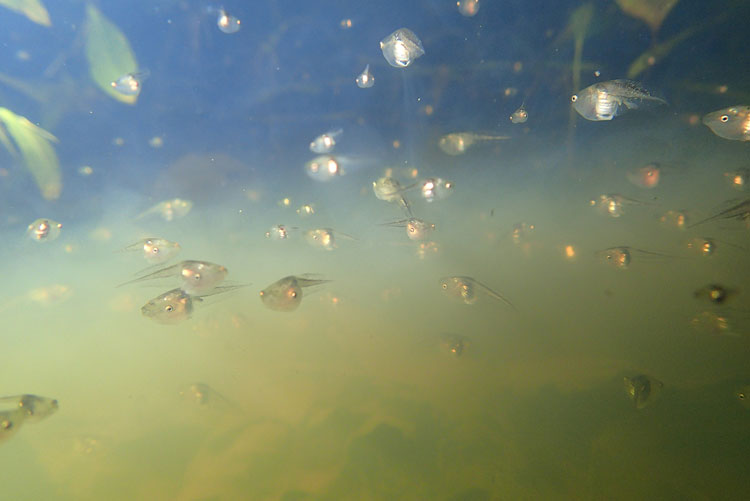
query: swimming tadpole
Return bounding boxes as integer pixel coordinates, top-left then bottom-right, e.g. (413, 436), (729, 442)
(439, 276), (515, 309)
(26, 218), (62, 242)
(702, 105), (750, 142)
(380, 28), (424, 68)
(118, 260), (228, 295)
(623, 374), (663, 409)
(438, 132), (510, 155)
(120, 238), (181, 265)
(571, 79), (667, 121)
(259, 275), (331, 312)
(141, 285), (245, 325)
(356, 64), (375, 88)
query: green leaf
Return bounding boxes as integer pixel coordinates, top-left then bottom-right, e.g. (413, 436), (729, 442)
(0, 108), (61, 200)
(0, 0), (51, 26)
(85, 4), (139, 105)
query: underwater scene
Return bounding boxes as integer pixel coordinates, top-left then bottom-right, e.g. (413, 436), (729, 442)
(1, 0), (749, 499)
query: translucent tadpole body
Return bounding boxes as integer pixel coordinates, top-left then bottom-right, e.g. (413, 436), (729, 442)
(304, 228), (355, 251)
(626, 163), (661, 189)
(439, 276), (515, 308)
(380, 28), (424, 68)
(265, 224), (296, 240)
(589, 193), (649, 218)
(356, 64), (375, 88)
(305, 155), (343, 182)
(0, 394), (59, 423)
(259, 275), (330, 312)
(438, 132), (509, 155)
(510, 104), (528, 124)
(419, 178), (454, 202)
(140, 285), (242, 324)
(623, 375), (663, 409)
(309, 129), (342, 154)
(110, 71), (149, 97)
(118, 260), (228, 295)
(135, 198), (193, 222)
(216, 8), (241, 34)
(457, 0), (480, 17)
(595, 246), (674, 269)
(382, 218), (436, 241)
(26, 218), (62, 242)
(702, 105), (750, 141)
(724, 168), (749, 190)
(571, 80), (667, 121)
(122, 238), (181, 264)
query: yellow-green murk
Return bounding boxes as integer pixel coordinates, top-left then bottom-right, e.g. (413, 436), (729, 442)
(0, 0), (51, 26)
(85, 4), (139, 105)
(0, 108), (61, 200)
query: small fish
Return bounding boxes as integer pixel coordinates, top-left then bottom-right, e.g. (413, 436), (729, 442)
(309, 129), (343, 154)
(439, 276), (514, 308)
(510, 103), (528, 124)
(259, 275), (330, 312)
(571, 79), (667, 121)
(381, 218), (435, 241)
(457, 0), (480, 17)
(380, 28), (424, 68)
(121, 238), (181, 264)
(356, 64), (375, 88)
(110, 71), (149, 97)
(118, 260), (228, 295)
(135, 198), (193, 222)
(0, 394), (59, 424)
(623, 375), (663, 409)
(693, 284), (738, 305)
(419, 178), (454, 202)
(215, 8), (240, 34)
(438, 132), (509, 155)
(26, 218), (62, 242)
(626, 163), (661, 189)
(702, 105), (750, 141)
(305, 155), (343, 182)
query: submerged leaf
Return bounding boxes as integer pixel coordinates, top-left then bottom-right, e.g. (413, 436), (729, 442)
(627, 25), (697, 78)
(616, 0), (680, 33)
(0, 108), (61, 200)
(0, 0), (51, 26)
(85, 4), (139, 104)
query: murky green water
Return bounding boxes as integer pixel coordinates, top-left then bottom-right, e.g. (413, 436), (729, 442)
(1, 0), (750, 499)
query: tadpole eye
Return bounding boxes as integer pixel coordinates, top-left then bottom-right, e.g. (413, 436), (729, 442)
(739, 392), (746, 400)
(720, 115), (729, 122)
(571, 95), (578, 102)
(152, 247), (159, 254)
(442, 284), (447, 289)
(165, 305), (174, 312)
